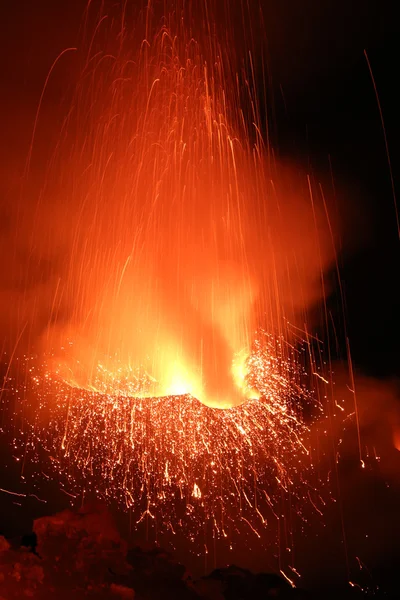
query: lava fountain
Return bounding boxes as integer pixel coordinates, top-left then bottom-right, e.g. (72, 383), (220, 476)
(1, 0), (342, 571)
(25, 0), (336, 408)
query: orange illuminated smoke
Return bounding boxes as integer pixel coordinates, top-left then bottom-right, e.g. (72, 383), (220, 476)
(35, 2), (334, 408)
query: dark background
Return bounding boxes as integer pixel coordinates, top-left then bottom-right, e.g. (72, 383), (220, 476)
(1, 0), (399, 596)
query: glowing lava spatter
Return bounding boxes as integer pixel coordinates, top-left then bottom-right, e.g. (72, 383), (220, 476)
(2, 0), (340, 569)
(16, 331), (322, 538)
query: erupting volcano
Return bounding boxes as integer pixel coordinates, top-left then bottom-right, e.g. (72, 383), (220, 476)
(1, 0), (343, 579)
(1, 1), (399, 596)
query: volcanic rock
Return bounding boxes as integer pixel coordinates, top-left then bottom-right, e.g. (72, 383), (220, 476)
(196, 565), (307, 599)
(0, 504), (310, 599)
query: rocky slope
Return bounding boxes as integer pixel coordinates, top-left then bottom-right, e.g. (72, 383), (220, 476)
(0, 505), (329, 599)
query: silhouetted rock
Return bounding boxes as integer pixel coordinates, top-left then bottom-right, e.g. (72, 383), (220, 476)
(197, 565), (299, 599)
(20, 533), (38, 554)
(0, 505), (310, 598)
(0, 545), (44, 599)
(125, 545), (196, 599)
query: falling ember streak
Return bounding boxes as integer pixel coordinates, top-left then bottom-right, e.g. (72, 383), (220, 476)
(24, 47), (78, 178)
(59, 488), (78, 499)
(363, 49), (399, 239)
(29, 493), (48, 504)
(288, 566), (301, 578)
(0, 488), (27, 498)
(313, 372), (329, 385)
(241, 517), (261, 538)
(307, 491), (323, 517)
(346, 339), (364, 467)
(349, 581), (364, 591)
(280, 570), (296, 588)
